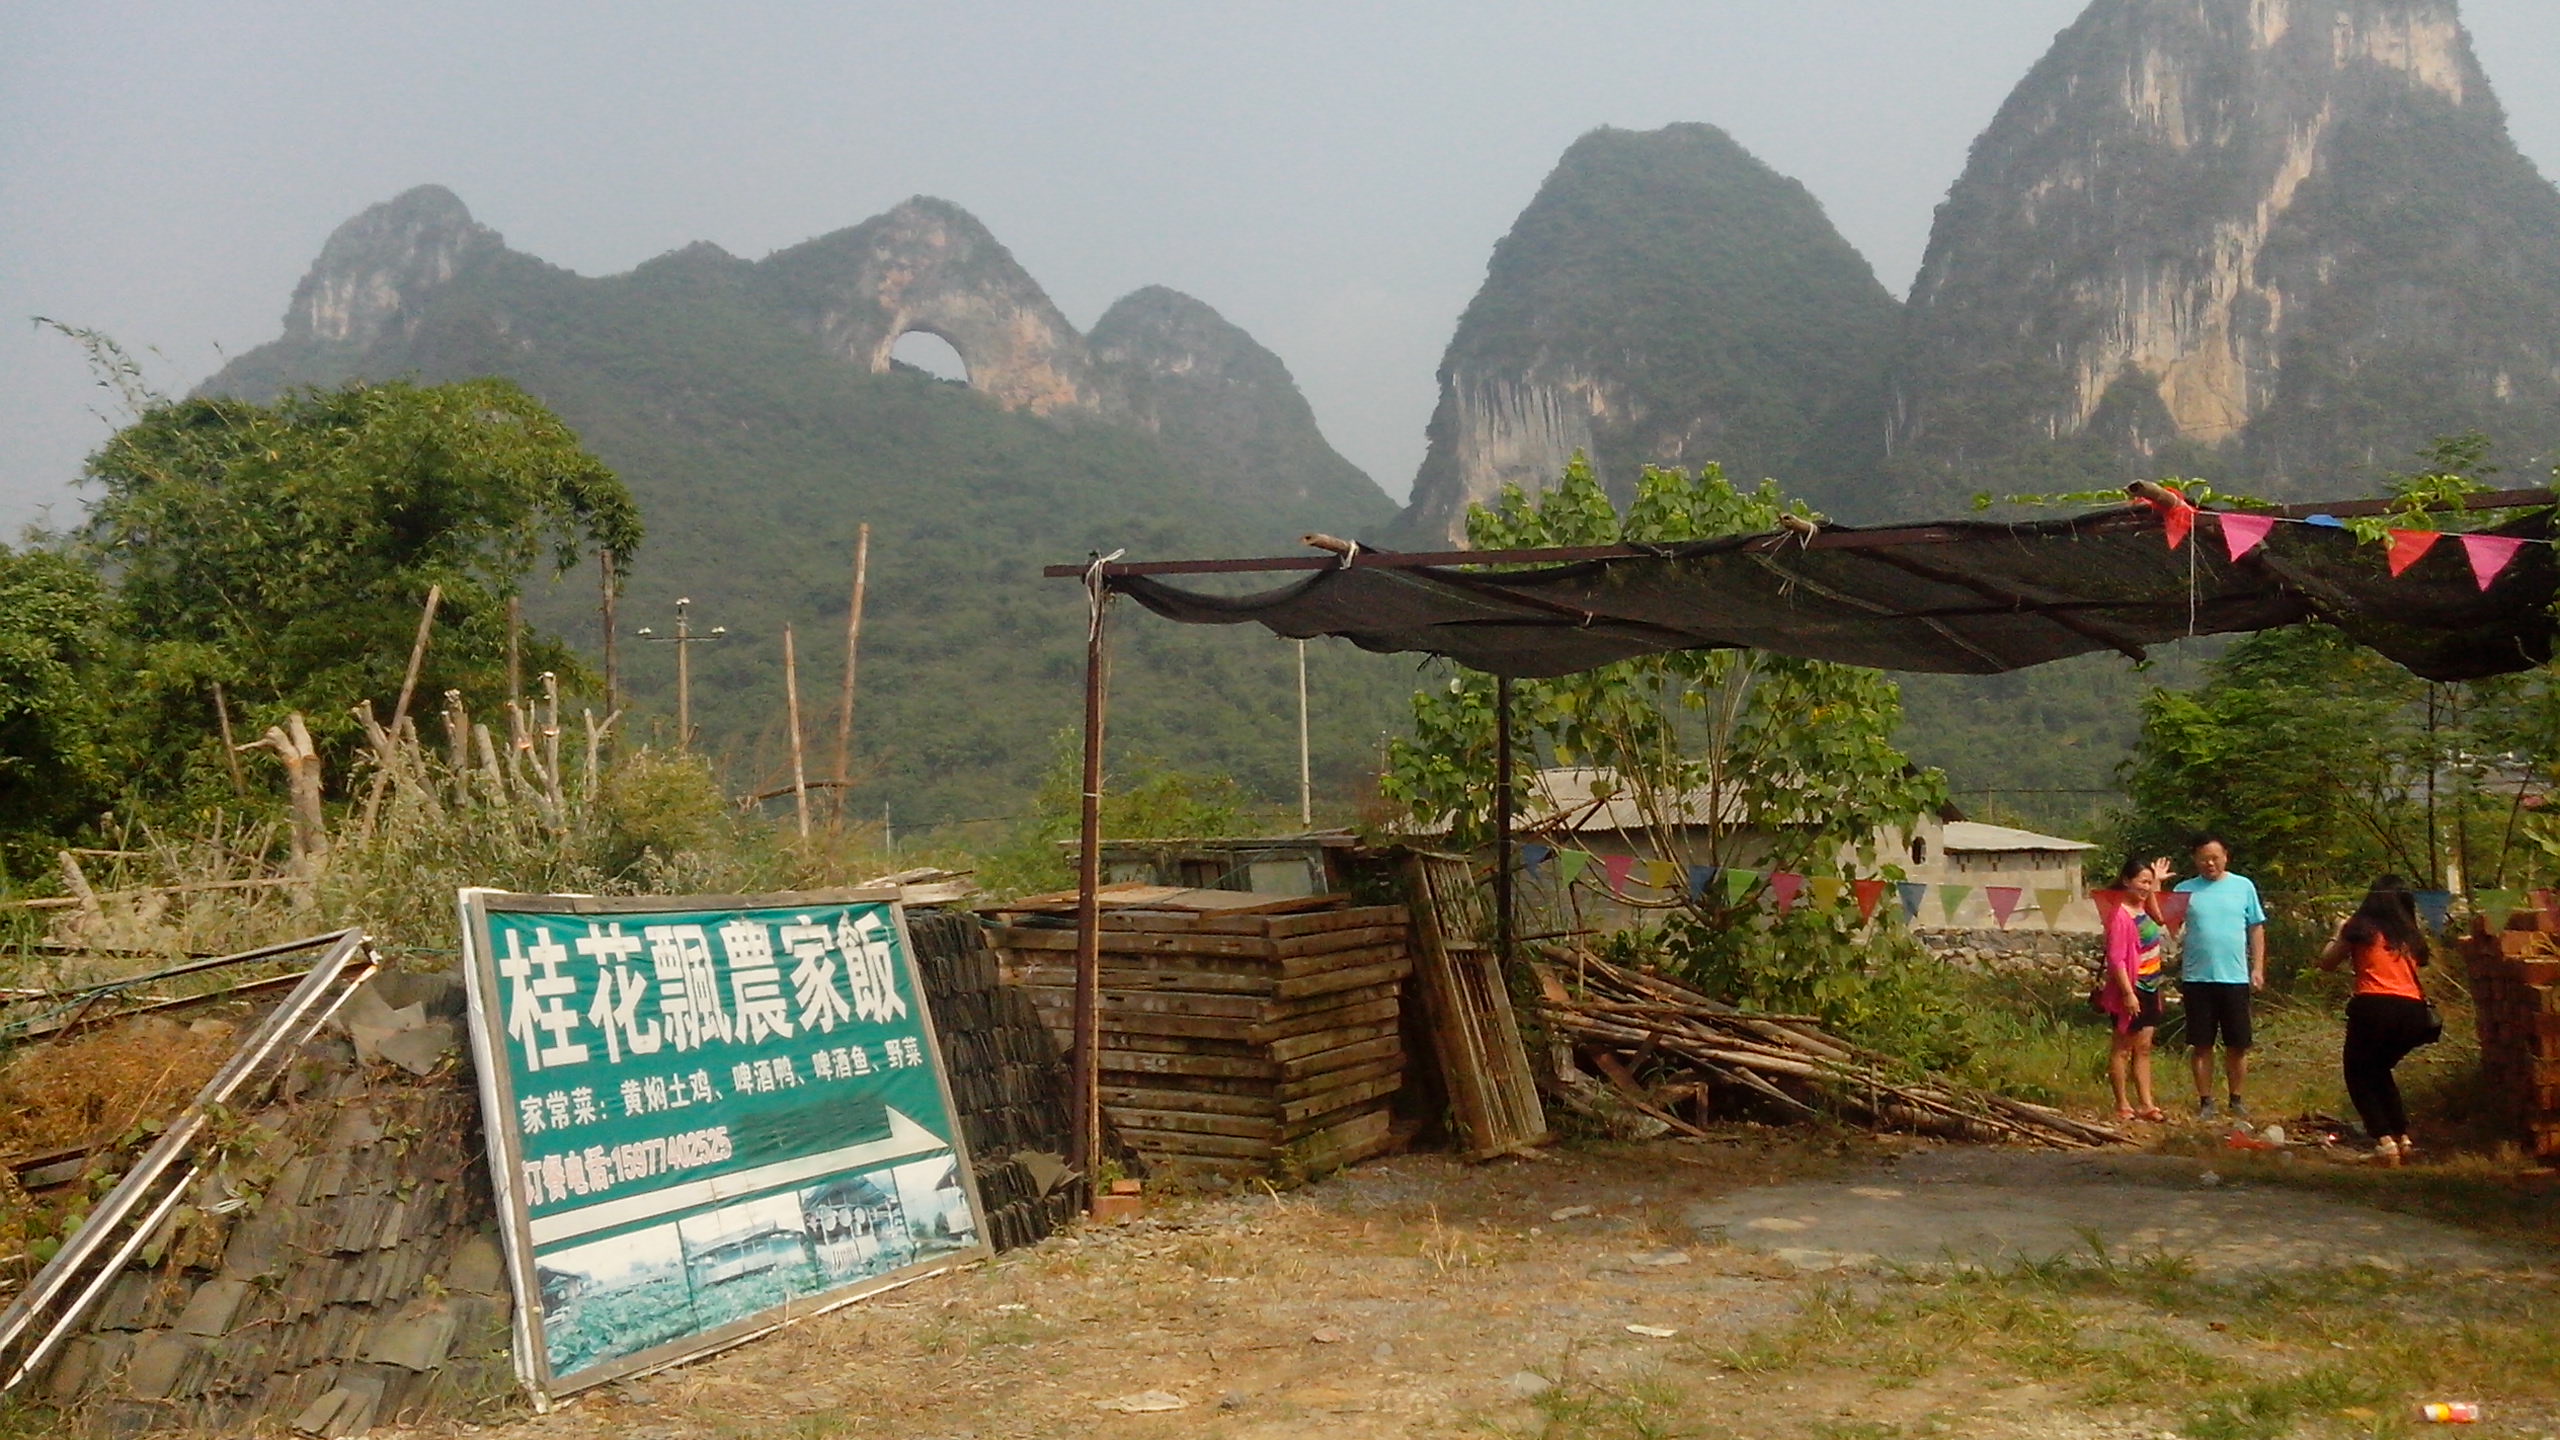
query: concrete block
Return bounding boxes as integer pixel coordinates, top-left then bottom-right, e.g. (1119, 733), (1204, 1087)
(175, 1277), (254, 1336)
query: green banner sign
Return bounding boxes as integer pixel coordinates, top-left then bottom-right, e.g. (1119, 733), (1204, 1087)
(459, 887), (987, 1401)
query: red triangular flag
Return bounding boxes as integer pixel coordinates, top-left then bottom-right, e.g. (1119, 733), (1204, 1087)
(2386, 528), (2440, 577)
(1769, 871), (1805, 912)
(2159, 890), (2191, 934)
(2158, 496), (2195, 550)
(2461, 533), (2526, 590)
(1985, 885), (2023, 929)
(2218, 512), (2276, 561)
(1850, 878), (1886, 924)
(1600, 854), (1637, 894)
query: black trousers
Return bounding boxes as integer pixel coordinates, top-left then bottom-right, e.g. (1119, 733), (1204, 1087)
(2342, 994), (2434, 1140)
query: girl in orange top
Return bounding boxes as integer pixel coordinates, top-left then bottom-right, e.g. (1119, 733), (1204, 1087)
(2317, 875), (2438, 1163)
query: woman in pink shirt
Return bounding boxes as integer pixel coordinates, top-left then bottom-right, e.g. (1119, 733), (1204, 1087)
(2100, 856), (2167, 1122)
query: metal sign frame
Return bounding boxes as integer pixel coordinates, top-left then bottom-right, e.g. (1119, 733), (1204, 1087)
(458, 887), (988, 1404)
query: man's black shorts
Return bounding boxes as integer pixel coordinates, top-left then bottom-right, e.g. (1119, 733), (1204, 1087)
(2182, 980), (2253, 1051)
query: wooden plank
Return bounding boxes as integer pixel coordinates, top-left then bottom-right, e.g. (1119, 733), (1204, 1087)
(1405, 850), (1549, 1155)
(991, 927), (1273, 959)
(1256, 993), (1399, 1044)
(1089, 1028), (1258, 1058)
(1039, 986), (1273, 1022)
(1261, 905), (1410, 940)
(1115, 1126), (1277, 1160)
(1100, 1049), (1276, 1080)
(1286, 1108), (1393, 1171)
(1103, 1104), (1279, 1141)
(1272, 1032), (1402, 1079)
(1276, 1071), (1404, 1128)
(1273, 957), (1412, 1001)
(1276, 940), (1409, 980)
(1267, 1019), (1399, 1064)
(1273, 925), (1405, 960)
(1014, 964), (1274, 995)
(1276, 1055), (1404, 1103)
(1098, 1083), (1278, 1118)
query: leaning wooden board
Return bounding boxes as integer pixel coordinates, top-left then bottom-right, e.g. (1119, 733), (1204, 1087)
(989, 901), (1412, 1178)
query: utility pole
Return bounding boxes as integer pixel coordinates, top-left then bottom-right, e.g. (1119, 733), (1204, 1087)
(636, 597), (725, 748)
(834, 523), (871, 825)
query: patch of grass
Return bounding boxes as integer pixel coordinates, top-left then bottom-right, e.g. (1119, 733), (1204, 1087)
(1718, 1247), (2560, 1439)
(1504, 1369), (1700, 1440)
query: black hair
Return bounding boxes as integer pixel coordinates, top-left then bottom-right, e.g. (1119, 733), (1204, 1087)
(2340, 873), (2429, 964)
(2113, 855), (2151, 887)
(2188, 832), (2230, 855)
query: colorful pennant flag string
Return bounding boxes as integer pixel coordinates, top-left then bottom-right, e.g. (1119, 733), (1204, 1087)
(2477, 888), (2525, 931)
(2414, 889), (2454, 934)
(1769, 871), (1806, 912)
(1722, 867), (1759, 906)
(2034, 887), (2075, 931)
(1600, 854), (1637, 894)
(2386, 528), (2441, 577)
(1807, 876), (1846, 910)
(2462, 533), (2526, 590)
(1687, 865), (1718, 901)
(1939, 884), (1973, 925)
(2217, 511), (2276, 561)
(2158, 890), (2191, 935)
(1896, 882), (1927, 922)
(1853, 879), (1887, 924)
(1519, 843), (1552, 878)
(1556, 849), (1590, 887)
(1985, 886), (2024, 929)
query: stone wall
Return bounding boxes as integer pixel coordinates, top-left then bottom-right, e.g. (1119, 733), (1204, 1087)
(28, 912), (1083, 1436)
(1914, 927), (2101, 981)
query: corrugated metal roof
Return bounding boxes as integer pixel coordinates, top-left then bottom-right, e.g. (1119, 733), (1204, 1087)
(1942, 820), (2094, 853)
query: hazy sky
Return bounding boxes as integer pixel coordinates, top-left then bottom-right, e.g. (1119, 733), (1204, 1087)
(6, 2), (2558, 533)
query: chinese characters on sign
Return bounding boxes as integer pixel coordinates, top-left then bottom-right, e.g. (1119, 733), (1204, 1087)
(461, 890), (985, 1402)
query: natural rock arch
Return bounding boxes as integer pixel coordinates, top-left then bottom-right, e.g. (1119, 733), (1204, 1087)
(760, 197), (1104, 416)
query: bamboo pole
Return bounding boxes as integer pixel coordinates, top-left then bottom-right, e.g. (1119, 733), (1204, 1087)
(784, 625), (811, 840)
(391, 584), (442, 742)
(833, 523), (871, 825)
(1494, 672), (1515, 970)
(506, 594), (522, 712)
(210, 682), (247, 798)
(1296, 639), (1311, 829)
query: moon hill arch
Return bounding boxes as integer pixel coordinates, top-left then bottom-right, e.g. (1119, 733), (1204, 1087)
(198, 186), (1393, 533)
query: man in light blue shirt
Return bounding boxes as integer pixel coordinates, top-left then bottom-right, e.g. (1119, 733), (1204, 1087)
(2174, 834), (2267, 1121)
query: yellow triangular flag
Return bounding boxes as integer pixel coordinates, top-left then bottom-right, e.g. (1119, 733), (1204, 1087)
(2034, 888), (2075, 931)
(1644, 859), (1680, 891)
(1807, 876), (1846, 909)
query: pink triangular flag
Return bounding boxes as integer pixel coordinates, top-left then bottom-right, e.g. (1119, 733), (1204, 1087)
(2461, 533), (2526, 590)
(1600, 854), (1637, 894)
(2218, 512), (2276, 561)
(1985, 886), (2023, 929)
(2386, 528), (2441, 577)
(2159, 890), (2191, 935)
(1769, 871), (1805, 912)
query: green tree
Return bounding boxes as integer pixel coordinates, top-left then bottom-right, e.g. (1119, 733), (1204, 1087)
(0, 547), (119, 858)
(1381, 460), (1956, 1049)
(76, 378), (641, 790)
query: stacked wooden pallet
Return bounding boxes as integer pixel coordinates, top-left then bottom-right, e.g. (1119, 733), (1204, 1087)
(989, 896), (1410, 1177)
(2466, 915), (2560, 1160)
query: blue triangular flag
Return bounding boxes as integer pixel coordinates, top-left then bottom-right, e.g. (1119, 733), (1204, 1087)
(1686, 864), (1717, 900)
(2303, 513), (2345, 528)
(1518, 843), (1551, 877)
(1895, 882), (1927, 922)
(2414, 889), (2453, 933)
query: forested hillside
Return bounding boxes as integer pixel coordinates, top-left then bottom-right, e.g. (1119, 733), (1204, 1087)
(200, 190), (1411, 834)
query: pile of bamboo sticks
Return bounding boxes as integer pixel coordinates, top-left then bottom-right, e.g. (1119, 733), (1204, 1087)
(1538, 947), (2124, 1149)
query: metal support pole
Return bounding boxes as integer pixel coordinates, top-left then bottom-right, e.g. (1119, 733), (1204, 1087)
(1071, 562), (1115, 1199)
(1494, 672), (1515, 969)
(1296, 639), (1312, 829)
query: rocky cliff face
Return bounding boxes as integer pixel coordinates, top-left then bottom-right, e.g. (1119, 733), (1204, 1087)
(206, 189), (1386, 527)
(1887, 0), (2560, 508)
(1394, 124), (1902, 543)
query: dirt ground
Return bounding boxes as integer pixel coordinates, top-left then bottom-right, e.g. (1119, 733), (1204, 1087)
(403, 1128), (2560, 1440)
